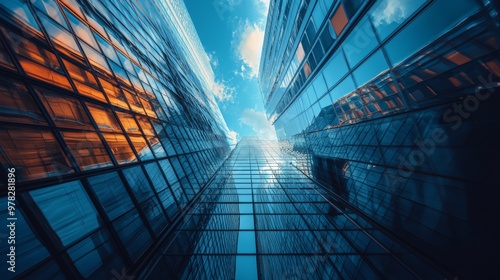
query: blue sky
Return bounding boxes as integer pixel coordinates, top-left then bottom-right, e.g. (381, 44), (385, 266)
(184, 0), (276, 143)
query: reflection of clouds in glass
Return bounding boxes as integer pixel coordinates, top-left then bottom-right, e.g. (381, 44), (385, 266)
(371, 0), (409, 26)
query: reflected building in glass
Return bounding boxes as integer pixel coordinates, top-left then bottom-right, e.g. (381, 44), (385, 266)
(260, 0), (500, 278)
(0, 0), (232, 278)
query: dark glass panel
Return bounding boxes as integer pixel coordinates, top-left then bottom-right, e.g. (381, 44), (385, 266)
(30, 180), (100, 246)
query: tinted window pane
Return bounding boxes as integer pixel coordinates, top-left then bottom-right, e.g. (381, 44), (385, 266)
(30, 181), (100, 245)
(88, 172), (135, 220)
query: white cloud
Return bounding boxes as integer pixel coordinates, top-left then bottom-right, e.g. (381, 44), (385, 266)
(207, 52), (219, 68)
(371, 0), (409, 27)
(228, 130), (238, 145)
(234, 21), (264, 79)
(212, 80), (235, 102)
(239, 108), (277, 140)
(256, 0), (270, 17)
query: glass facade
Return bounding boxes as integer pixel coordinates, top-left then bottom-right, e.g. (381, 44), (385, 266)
(1, 0), (500, 279)
(0, 0), (231, 278)
(260, 0), (500, 278)
(146, 138), (447, 279)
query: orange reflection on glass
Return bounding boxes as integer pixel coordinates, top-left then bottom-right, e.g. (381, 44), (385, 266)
(20, 59), (72, 90)
(61, 130), (112, 170)
(99, 78), (129, 109)
(103, 133), (137, 164)
(445, 51), (471, 66)
(0, 127), (73, 181)
(36, 88), (93, 129)
(128, 134), (153, 160)
(136, 116), (155, 136)
(86, 103), (121, 132)
(304, 61), (311, 78)
(117, 112), (140, 134)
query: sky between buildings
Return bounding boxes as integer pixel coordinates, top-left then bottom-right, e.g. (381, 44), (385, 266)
(184, 0), (277, 143)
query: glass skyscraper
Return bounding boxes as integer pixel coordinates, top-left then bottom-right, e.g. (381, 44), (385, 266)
(0, 0), (231, 278)
(260, 0), (500, 278)
(1, 0), (499, 279)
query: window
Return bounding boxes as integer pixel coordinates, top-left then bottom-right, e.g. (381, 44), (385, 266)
(37, 87), (92, 129)
(30, 180), (100, 246)
(330, 3), (348, 36)
(102, 133), (136, 163)
(0, 126), (73, 181)
(61, 130), (112, 169)
(88, 172), (135, 219)
(0, 80), (46, 125)
(86, 103), (121, 132)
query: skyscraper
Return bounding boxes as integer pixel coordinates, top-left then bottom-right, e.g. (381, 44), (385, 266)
(260, 0), (500, 278)
(0, 0), (231, 278)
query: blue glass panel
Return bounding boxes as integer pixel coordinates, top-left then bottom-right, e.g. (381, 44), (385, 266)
(235, 255), (258, 280)
(385, 0), (480, 65)
(88, 172), (134, 220)
(112, 209), (151, 260)
(122, 166), (155, 203)
(352, 49), (389, 87)
(67, 229), (123, 278)
(30, 181), (100, 246)
(237, 231), (256, 254)
(342, 17), (378, 68)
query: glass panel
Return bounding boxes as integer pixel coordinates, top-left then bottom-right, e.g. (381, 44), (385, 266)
(30, 180), (100, 246)
(1, 0), (42, 33)
(129, 134), (154, 160)
(0, 80), (46, 125)
(64, 7), (98, 48)
(369, 0), (426, 41)
(0, 126), (73, 181)
(117, 111), (140, 134)
(36, 87), (92, 129)
(39, 13), (81, 56)
(235, 256), (258, 280)
(88, 172), (135, 220)
(99, 77), (129, 109)
(61, 130), (113, 170)
(32, 0), (68, 28)
(343, 17), (378, 68)
(112, 209), (151, 261)
(330, 3), (348, 36)
(352, 49), (389, 87)
(86, 103), (121, 132)
(384, 0), (480, 66)
(67, 229), (123, 279)
(102, 133), (136, 163)
(122, 166), (155, 203)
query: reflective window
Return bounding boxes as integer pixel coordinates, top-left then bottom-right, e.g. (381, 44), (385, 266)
(67, 229), (123, 279)
(330, 3), (348, 36)
(88, 172), (135, 219)
(1, 0), (42, 33)
(30, 180), (100, 245)
(352, 49), (389, 87)
(32, 0), (68, 28)
(102, 133), (136, 163)
(112, 209), (151, 260)
(0, 126), (73, 181)
(37, 87), (92, 129)
(343, 17), (378, 68)
(0, 80), (46, 125)
(61, 130), (113, 170)
(369, 0), (426, 41)
(86, 103), (121, 132)
(122, 166), (155, 203)
(384, 0), (480, 65)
